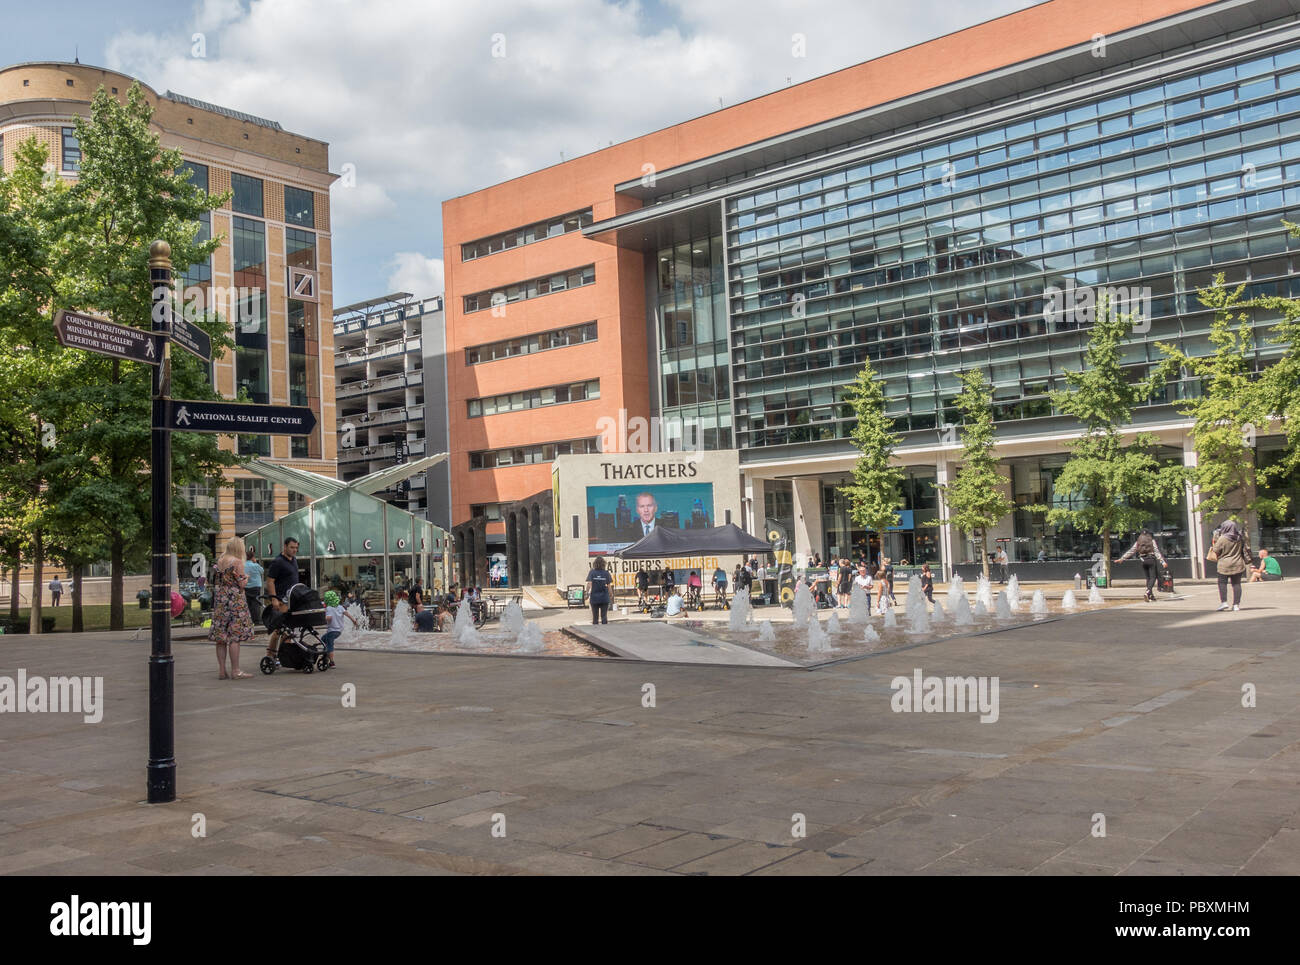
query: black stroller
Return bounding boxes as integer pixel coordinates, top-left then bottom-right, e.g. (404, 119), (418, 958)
(259, 583), (330, 674)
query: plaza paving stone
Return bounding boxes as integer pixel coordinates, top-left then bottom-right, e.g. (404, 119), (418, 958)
(0, 580), (1297, 874)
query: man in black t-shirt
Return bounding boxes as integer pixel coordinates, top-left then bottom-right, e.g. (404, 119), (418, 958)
(263, 537), (301, 662)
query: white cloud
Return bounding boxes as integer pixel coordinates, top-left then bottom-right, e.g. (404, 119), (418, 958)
(103, 0), (1037, 302)
(385, 252), (444, 298)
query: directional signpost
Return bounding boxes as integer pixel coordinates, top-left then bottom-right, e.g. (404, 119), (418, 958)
(164, 308), (212, 363)
(161, 399), (316, 435)
(53, 243), (320, 805)
(54, 309), (160, 365)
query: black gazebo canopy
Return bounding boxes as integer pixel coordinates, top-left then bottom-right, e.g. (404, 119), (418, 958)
(615, 523), (772, 559)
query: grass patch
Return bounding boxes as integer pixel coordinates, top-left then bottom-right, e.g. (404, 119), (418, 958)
(4, 604), (159, 633)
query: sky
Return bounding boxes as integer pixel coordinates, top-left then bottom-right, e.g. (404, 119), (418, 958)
(1, 0), (1039, 306)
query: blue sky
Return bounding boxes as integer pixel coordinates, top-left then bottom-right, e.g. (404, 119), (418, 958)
(2, 0), (1037, 306)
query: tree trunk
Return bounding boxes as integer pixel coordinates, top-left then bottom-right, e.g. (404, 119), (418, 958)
(110, 534), (124, 631)
(1102, 530), (1111, 585)
(7, 564), (18, 622)
(29, 530), (43, 635)
(71, 564), (84, 633)
(979, 529), (990, 581)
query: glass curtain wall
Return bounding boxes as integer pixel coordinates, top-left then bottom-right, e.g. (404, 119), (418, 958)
(233, 215), (270, 456)
(1008, 449), (1189, 560)
(725, 47), (1300, 454)
(286, 227), (321, 459)
(821, 469), (940, 564)
(654, 234), (732, 449)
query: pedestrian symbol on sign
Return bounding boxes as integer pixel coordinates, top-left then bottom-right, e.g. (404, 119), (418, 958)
(146, 338), (156, 359)
(175, 405), (191, 426)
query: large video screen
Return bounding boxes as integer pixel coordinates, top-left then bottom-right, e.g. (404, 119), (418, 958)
(586, 482), (714, 557)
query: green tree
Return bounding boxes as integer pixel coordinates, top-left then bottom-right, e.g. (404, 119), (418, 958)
(48, 83), (239, 630)
(0, 137), (78, 631)
(1247, 220), (1300, 495)
(933, 369), (1013, 580)
(1153, 275), (1285, 526)
(1046, 297), (1186, 583)
(838, 360), (906, 538)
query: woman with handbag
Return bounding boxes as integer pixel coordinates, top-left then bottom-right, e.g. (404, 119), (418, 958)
(1115, 528), (1167, 602)
(1208, 520), (1252, 612)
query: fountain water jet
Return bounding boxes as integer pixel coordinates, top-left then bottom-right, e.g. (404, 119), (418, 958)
(757, 620), (776, 642)
(1006, 574), (1021, 610)
(729, 590), (755, 630)
(807, 618), (832, 653)
(951, 592), (974, 626)
(515, 620), (544, 653)
(1061, 589), (1078, 610)
(995, 591), (1014, 621)
(1030, 590), (1048, 617)
(792, 583), (815, 629)
(848, 584), (871, 624)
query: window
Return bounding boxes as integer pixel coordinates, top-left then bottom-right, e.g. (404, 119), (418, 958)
(467, 379), (599, 417)
(463, 265), (596, 314)
(284, 185), (314, 227)
(468, 438), (600, 469)
(233, 477), (272, 533)
(179, 163), (212, 287)
(462, 207), (594, 260)
(61, 127), (80, 172)
(231, 172), (264, 216)
(465, 322), (597, 363)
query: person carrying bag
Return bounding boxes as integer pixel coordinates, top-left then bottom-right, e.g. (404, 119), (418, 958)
(1208, 520), (1251, 611)
(1116, 528), (1168, 602)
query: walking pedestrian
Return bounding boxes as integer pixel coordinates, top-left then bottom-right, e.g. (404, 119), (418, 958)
(1115, 528), (1167, 602)
(586, 556), (613, 625)
(920, 562), (935, 604)
(243, 546), (264, 624)
(48, 575), (63, 607)
(1209, 520), (1252, 612)
(209, 537), (255, 679)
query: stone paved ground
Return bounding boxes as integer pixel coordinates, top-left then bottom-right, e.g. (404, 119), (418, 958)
(0, 581), (1296, 875)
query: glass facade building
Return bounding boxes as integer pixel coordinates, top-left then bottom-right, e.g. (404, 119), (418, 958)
(584, 3), (1300, 577)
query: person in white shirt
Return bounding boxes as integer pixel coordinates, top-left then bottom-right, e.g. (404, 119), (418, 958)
(853, 563), (873, 611)
(664, 591), (685, 616)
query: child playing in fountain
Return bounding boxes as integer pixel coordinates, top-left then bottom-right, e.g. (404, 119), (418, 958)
(322, 591), (358, 669)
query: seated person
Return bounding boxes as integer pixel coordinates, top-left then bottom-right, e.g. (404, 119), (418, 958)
(1250, 548), (1283, 582)
(435, 604), (452, 631)
(664, 591), (685, 617)
(412, 600), (436, 632)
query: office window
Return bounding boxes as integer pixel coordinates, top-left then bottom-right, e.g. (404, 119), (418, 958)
(285, 185), (314, 227)
(61, 127), (80, 172)
(232, 172), (264, 217)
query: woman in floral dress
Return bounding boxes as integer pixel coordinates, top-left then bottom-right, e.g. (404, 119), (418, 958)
(209, 536), (256, 679)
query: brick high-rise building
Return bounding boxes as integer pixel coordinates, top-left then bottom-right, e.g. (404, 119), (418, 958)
(445, 0), (1300, 587)
(0, 62), (338, 553)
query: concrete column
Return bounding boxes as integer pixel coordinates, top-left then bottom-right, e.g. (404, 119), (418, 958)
(936, 460), (955, 583)
(748, 476), (767, 537)
(1184, 436), (1204, 580)
(792, 477), (823, 564)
